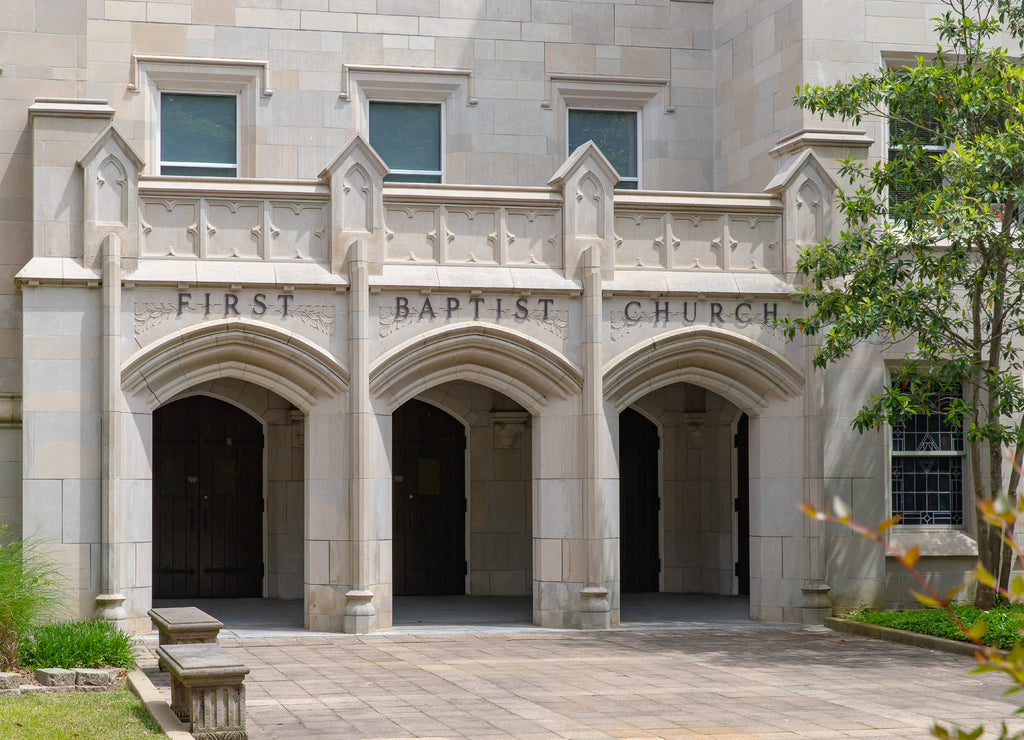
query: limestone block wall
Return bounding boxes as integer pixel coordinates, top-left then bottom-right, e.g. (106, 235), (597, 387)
(21, 285), (104, 620)
(713, 0), (804, 192)
(821, 346), (892, 611)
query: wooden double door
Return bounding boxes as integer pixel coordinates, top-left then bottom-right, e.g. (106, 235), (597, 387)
(392, 400), (467, 596)
(153, 396), (264, 599)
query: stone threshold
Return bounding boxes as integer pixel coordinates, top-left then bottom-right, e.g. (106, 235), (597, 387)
(825, 616), (993, 657)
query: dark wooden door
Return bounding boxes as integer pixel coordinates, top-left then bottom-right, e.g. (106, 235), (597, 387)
(619, 407), (660, 592)
(153, 396), (264, 599)
(392, 399), (466, 595)
(735, 414), (750, 596)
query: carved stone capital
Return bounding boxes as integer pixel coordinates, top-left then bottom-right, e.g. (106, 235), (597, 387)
(490, 411), (530, 448)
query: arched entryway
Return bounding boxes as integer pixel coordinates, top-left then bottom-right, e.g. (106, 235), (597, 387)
(392, 399), (467, 595)
(153, 395), (264, 599)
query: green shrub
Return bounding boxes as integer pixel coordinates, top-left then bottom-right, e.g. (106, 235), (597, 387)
(844, 603), (1024, 651)
(0, 525), (66, 671)
(19, 620), (137, 671)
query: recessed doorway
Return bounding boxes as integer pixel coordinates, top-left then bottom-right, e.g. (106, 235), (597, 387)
(153, 396), (264, 599)
(392, 399), (467, 595)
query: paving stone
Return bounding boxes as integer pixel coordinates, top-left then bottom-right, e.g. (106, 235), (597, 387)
(34, 668), (75, 687)
(0, 672), (20, 690)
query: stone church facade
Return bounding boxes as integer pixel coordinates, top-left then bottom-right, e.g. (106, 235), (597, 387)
(0, 0), (981, 633)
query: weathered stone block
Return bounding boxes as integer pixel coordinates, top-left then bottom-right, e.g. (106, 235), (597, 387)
(0, 672), (20, 690)
(35, 668), (75, 686)
(75, 668), (117, 687)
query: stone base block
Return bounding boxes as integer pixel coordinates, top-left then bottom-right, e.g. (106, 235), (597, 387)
(76, 668), (118, 687)
(35, 668), (75, 686)
(0, 672), (20, 690)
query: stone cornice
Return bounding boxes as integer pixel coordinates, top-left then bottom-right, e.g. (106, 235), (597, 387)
(769, 128), (874, 158)
(28, 98), (115, 121)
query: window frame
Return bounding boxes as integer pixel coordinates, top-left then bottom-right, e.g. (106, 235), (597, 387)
(886, 382), (968, 529)
(367, 98), (445, 184)
(158, 90), (241, 177)
(566, 107), (641, 190)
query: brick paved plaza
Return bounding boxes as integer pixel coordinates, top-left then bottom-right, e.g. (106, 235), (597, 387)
(140, 625), (1024, 739)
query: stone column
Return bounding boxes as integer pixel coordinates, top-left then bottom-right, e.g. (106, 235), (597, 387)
(578, 245), (617, 628)
(97, 232), (127, 628)
(343, 240), (384, 633)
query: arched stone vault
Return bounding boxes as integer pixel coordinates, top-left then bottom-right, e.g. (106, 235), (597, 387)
(121, 319), (349, 412)
(604, 326), (803, 414)
(369, 322), (582, 414)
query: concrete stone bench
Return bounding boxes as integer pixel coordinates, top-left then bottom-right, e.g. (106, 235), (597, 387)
(148, 607), (223, 671)
(157, 642), (249, 740)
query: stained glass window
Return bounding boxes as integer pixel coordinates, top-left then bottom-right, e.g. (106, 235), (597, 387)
(891, 389), (964, 525)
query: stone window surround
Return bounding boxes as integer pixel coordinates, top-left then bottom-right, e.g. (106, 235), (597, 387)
(130, 55), (273, 179)
(341, 65), (477, 185)
(546, 75), (671, 192)
(882, 365), (975, 555)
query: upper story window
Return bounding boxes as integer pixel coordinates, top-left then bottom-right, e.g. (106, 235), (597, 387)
(369, 101), (443, 183)
(890, 386), (965, 526)
(160, 92), (238, 177)
(887, 103), (945, 216)
(568, 109), (639, 189)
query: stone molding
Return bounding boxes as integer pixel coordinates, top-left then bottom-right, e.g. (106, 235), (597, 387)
(338, 64), (477, 105)
(369, 322), (582, 413)
(604, 325), (804, 413)
(128, 54), (273, 97)
(121, 318), (349, 412)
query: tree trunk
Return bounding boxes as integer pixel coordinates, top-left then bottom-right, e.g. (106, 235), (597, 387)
(975, 436), (1007, 609)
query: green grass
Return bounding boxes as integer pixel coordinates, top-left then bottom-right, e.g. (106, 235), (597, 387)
(0, 686), (163, 739)
(843, 602), (1024, 650)
(18, 620), (137, 670)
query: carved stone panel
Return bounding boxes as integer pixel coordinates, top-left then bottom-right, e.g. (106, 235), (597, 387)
(141, 199), (199, 257)
(506, 209), (561, 267)
(341, 165), (372, 232)
(574, 175), (603, 238)
(727, 215), (781, 272)
(206, 200), (261, 259)
(385, 205), (439, 262)
(445, 207), (498, 264)
(671, 214), (724, 270)
(796, 180), (824, 245)
(269, 202), (328, 261)
(97, 157), (128, 226)
(614, 212), (667, 269)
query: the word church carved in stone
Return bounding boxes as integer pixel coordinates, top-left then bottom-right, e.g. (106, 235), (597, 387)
(609, 300), (784, 341)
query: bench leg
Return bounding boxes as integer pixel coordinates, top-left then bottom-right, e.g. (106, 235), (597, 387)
(169, 674), (191, 723)
(190, 684), (247, 740)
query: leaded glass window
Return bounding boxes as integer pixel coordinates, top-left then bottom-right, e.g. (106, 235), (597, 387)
(369, 101), (443, 183)
(891, 389), (964, 525)
(567, 109), (638, 189)
(160, 93), (238, 177)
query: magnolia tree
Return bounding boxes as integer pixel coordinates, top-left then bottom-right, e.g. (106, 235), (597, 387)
(784, 0), (1024, 608)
